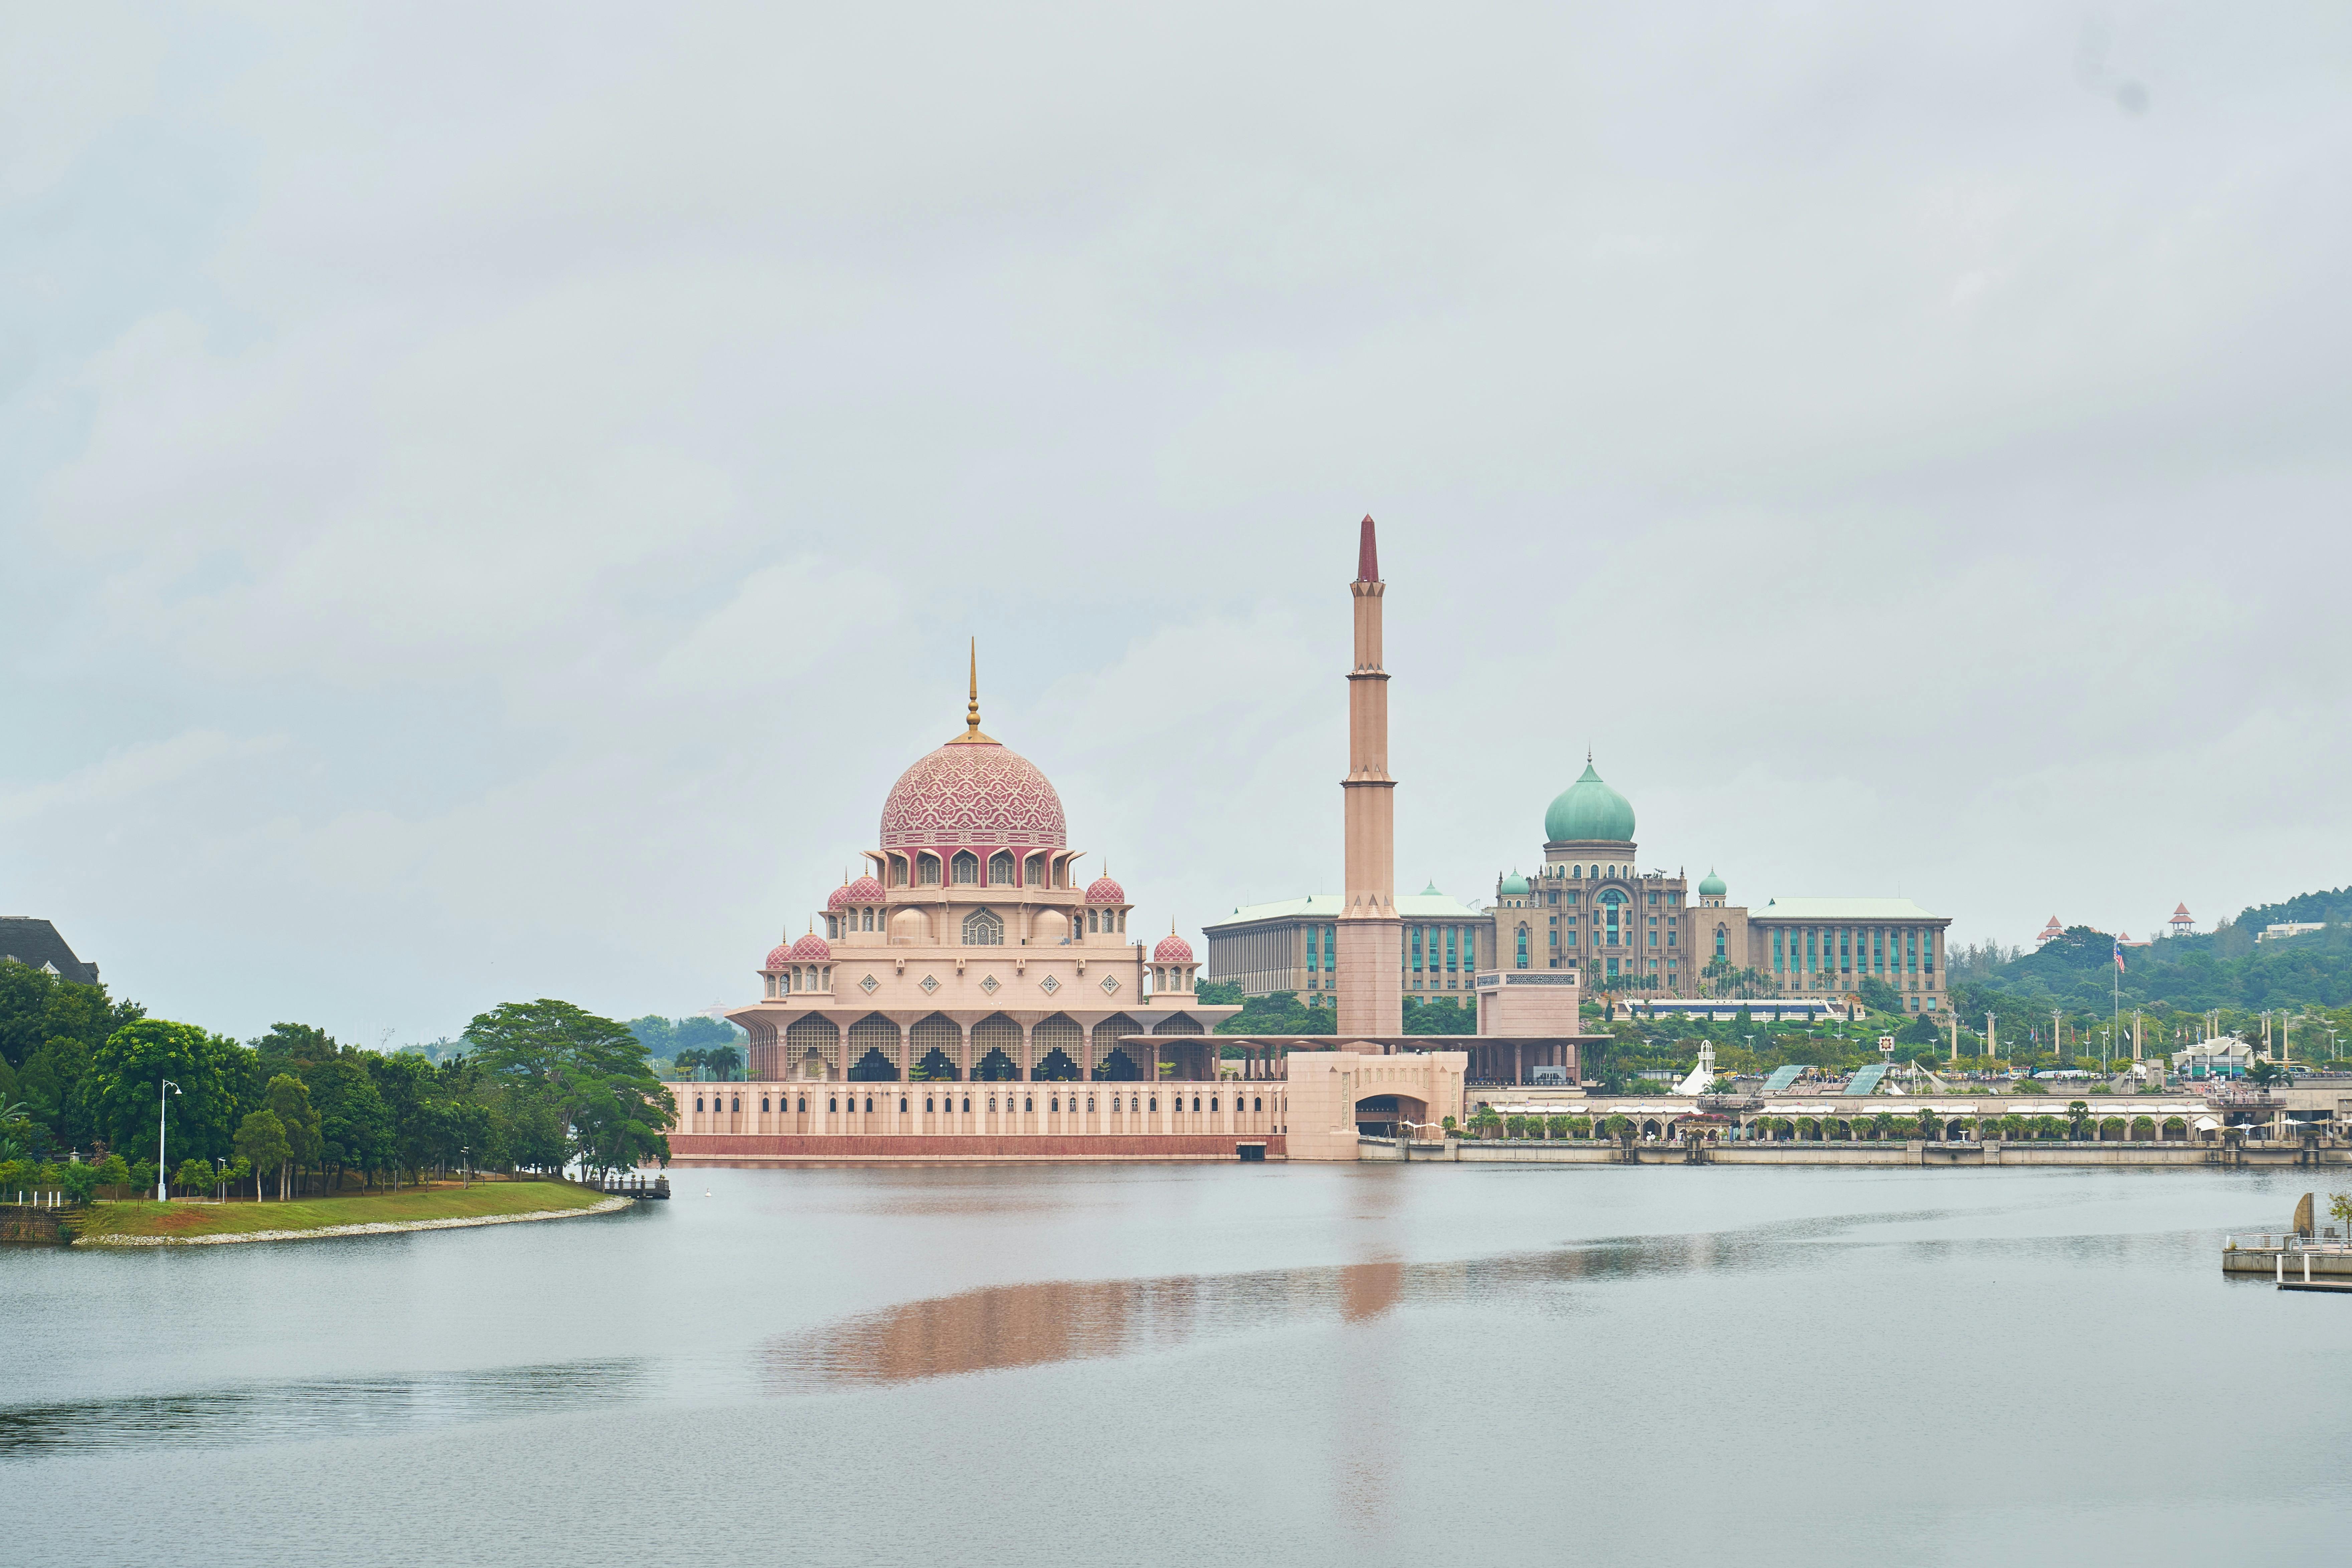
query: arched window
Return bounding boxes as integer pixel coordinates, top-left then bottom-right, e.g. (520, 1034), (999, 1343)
(864, 1096), (874, 1112)
(988, 851), (1015, 885)
(1210, 1097), (1219, 1112)
(951, 850), (979, 884)
(730, 1097), (740, 1112)
(1050, 1096), (1060, 1112)
(916, 853), (941, 886)
(1149, 1097), (1158, 1112)
(828, 1096), (837, 1112)
(1023, 1096), (1033, 1112)
(1715, 924), (1727, 959)
(1088, 909), (1100, 933)
(760, 1096), (770, 1111)
(1516, 925), (1530, 969)
(1573, 865), (1582, 878)
(797, 1097), (806, 1113)
(963, 907), (1005, 945)
(898, 1096), (909, 1113)
(1254, 1097), (1263, 1112)
(961, 1097), (970, 1113)
(1086, 1096), (1096, 1111)
(694, 1096), (704, 1112)
(861, 908), (875, 931)
(924, 1096), (935, 1112)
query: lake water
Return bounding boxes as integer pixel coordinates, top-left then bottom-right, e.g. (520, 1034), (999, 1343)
(5, 1164), (2347, 1566)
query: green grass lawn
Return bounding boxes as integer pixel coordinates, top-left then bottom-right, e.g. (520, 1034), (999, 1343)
(68, 1180), (613, 1240)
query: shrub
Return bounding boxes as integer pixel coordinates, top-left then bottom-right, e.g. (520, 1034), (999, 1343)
(1545, 1116), (1571, 1139)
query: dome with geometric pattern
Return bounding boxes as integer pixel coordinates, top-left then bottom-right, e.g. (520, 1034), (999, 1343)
(879, 739), (1066, 850)
(762, 943), (794, 970)
(1084, 874), (1127, 905)
(787, 932), (832, 961)
(1153, 930), (1194, 962)
(828, 875), (885, 909)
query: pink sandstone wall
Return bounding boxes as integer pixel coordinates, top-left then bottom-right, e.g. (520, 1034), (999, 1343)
(669, 1133), (1284, 1162)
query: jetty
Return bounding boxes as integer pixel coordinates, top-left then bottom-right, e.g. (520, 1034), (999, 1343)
(2221, 1193), (2352, 1288)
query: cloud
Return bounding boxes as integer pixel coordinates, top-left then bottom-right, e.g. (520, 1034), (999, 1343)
(3, 2), (2348, 1039)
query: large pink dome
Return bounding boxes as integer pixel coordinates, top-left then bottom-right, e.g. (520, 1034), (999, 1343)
(879, 740), (1066, 850)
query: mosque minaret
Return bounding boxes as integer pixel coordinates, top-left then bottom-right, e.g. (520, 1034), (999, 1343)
(1336, 515), (1403, 1038)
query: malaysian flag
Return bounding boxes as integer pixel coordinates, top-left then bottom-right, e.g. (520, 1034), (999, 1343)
(2114, 937), (2126, 973)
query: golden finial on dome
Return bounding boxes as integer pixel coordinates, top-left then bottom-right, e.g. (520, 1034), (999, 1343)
(948, 636), (996, 743)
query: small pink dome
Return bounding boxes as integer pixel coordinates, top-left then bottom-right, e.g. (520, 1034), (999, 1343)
(1153, 932), (1194, 962)
(762, 944), (793, 971)
(827, 875), (885, 910)
(1084, 876), (1126, 904)
(788, 932), (832, 961)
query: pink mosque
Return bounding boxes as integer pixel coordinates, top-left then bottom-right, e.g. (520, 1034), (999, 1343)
(665, 520), (1578, 1164)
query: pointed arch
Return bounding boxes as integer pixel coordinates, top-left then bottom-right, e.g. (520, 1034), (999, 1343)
(846, 1013), (900, 1081)
(972, 1012), (1022, 1080)
(908, 1012), (961, 1080)
(1032, 1013), (1083, 1082)
(785, 1014), (840, 1081)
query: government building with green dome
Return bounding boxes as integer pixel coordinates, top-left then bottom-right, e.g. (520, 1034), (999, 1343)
(1207, 754), (1952, 1016)
(1489, 757), (1952, 1012)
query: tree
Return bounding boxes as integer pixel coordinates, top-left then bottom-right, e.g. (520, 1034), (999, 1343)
(2066, 1100), (2092, 1137)
(171, 1156), (213, 1194)
(264, 1076), (321, 1199)
(463, 1000), (673, 1177)
(234, 1110), (289, 1201)
(2247, 1057), (2286, 1088)
(86, 1019), (251, 1172)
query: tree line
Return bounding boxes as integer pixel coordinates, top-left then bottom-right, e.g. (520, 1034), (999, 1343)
(0, 961), (673, 1200)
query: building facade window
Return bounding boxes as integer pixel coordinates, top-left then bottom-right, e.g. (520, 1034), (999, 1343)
(952, 851), (980, 885)
(963, 908), (1005, 945)
(988, 851), (1015, 885)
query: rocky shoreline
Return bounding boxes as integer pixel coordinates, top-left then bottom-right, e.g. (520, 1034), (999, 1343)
(75, 1193), (634, 1246)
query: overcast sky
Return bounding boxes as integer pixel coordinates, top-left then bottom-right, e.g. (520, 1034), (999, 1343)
(5, 2), (2348, 1043)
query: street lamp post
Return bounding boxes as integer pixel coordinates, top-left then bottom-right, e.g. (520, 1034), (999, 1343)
(156, 1078), (180, 1201)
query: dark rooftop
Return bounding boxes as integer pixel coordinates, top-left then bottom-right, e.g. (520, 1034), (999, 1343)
(0, 918), (100, 986)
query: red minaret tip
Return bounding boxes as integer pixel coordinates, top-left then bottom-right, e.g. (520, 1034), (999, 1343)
(1356, 514), (1379, 582)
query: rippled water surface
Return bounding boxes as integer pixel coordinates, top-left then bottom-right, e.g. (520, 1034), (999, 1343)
(5, 1165), (2345, 1566)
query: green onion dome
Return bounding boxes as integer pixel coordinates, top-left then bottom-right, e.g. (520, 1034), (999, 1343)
(1498, 870), (1531, 896)
(1697, 868), (1726, 897)
(1543, 761), (1635, 844)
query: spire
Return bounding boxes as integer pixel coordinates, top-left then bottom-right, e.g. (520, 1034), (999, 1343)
(1356, 514), (1379, 582)
(949, 636), (996, 743)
